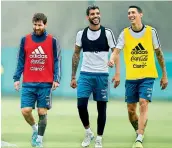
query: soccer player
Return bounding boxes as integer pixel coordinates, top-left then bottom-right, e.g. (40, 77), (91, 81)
(108, 5), (168, 148)
(13, 13), (61, 148)
(70, 5), (120, 148)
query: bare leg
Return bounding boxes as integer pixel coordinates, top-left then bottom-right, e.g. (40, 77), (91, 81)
(138, 98), (149, 135)
(127, 103), (139, 133)
(21, 107), (35, 126)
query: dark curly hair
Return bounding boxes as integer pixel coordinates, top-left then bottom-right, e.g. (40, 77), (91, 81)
(86, 5), (100, 16)
(32, 13), (47, 24)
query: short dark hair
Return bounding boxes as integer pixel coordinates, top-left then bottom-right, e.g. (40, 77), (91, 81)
(129, 5), (142, 13)
(86, 5), (100, 16)
(32, 13), (47, 24)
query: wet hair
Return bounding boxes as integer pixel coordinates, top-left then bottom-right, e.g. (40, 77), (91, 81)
(86, 5), (100, 16)
(129, 5), (143, 13)
(32, 13), (47, 24)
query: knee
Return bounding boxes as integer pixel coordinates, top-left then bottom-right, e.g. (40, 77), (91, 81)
(77, 104), (87, 111)
(139, 99), (148, 109)
(77, 98), (88, 110)
(21, 108), (32, 116)
(128, 109), (136, 117)
(128, 107), (136, 117)
(38, 108), (47, 115)
(38, 114), (47, 125)
(97, 101), (107, 115)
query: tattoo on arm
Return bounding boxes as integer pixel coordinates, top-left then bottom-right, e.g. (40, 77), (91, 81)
(155, 48), (167, 75)
(72, 45), (81, 79)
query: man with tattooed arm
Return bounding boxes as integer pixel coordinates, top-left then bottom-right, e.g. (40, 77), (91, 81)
(108, 5), (168, 148)
(70, 5), (120, 148)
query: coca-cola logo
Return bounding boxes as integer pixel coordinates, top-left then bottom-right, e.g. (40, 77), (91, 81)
(31, 59), (45, 64)
(131, 55), (148, 62)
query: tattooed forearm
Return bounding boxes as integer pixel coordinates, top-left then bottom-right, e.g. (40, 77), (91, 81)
(155, 48), (167, 75)
(72, 53), (80, 77)
(72, 45), (81, 79)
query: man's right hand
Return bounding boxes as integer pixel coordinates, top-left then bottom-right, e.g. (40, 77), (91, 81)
(112, 73), (120, 88)
(14, 81), (20, 91)
(70, 78), (77, 89)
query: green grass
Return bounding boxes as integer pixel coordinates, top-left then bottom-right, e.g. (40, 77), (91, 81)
(1, 97), (172, 148)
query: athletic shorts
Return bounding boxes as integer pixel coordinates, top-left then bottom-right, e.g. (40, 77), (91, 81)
(77, 72), (109, 102)
(21, 87), (52, 109)
(125, 78), (155, 103)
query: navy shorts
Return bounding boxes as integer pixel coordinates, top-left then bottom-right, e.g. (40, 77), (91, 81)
(21, 87), (52, 109)
(125, 78), (155, 103)
(77, 72), (109, 102)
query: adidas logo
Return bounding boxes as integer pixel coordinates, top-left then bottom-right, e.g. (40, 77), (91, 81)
(29, 46), (48, 58)
(131, 43), (148, 55)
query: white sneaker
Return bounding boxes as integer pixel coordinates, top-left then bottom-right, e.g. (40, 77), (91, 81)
(81, 132), (94, 147)
(95, 138), (102, 148)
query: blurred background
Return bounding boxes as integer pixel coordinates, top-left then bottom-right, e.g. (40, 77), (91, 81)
(1, 1), (172, 98)
(1, 1), (172, 148)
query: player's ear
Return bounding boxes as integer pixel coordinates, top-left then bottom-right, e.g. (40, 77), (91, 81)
(140, 13), (143, 18)
(86, 15), (89, 21)
(44, 23), (47, 28)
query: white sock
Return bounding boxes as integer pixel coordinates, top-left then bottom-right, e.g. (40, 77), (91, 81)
(37, 135), (43, 143)
(85, 128), (92, 133)
(96, 136), (102, 140)
(136, 134), (143, 142)
(32, 124), (38, 132)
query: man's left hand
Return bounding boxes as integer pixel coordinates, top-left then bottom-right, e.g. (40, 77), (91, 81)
(160, 75), (168, 90)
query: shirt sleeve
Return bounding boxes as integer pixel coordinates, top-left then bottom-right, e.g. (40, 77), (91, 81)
(105, 28), (116, 49)
(53, 37), (61, 83)
(75, 30), (83, 47)
(13, 37), (25, 82)
(115, 30), (125, 50)
(152, 28), (161, 49)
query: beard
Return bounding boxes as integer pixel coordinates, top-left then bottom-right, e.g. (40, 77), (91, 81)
(89, 17), (100, 25)
(33, 29), (45, 36)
